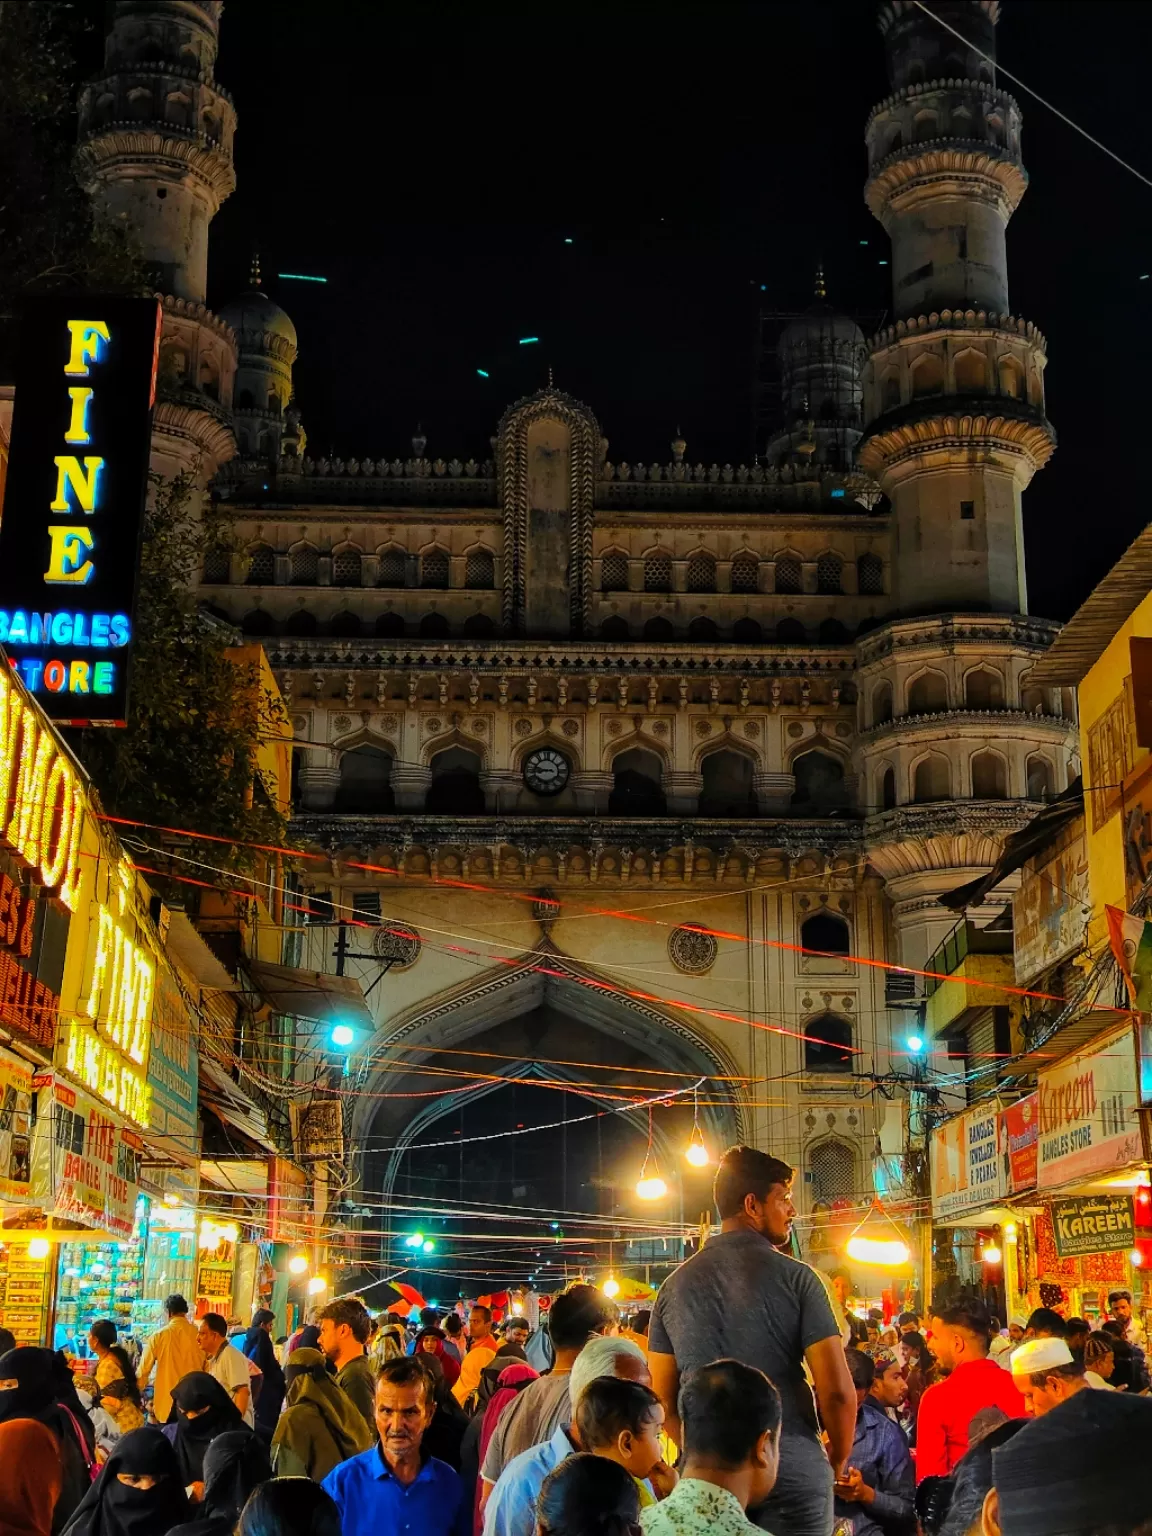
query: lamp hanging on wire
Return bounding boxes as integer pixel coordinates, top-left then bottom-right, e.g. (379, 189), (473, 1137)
(636, 1105), (668, 1200)
(844, 1198), (911, 1268)
(685, 1086), (710, 1167)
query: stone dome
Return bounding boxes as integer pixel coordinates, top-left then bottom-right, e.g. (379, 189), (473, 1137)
(777, 301), (866, 362)
(218, 286), (298, 353)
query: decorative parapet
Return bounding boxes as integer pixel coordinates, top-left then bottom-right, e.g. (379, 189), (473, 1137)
(856, 707), (1074, 746)
(864, 799), (1035, 856)
(869, 310), (1046, 355)
(160, 292), (236, 345)
(865, 77), (1020, 135)
(855, 613), (1060, 666)
(290, 813), (865, 872)
(266, 637), (857, 677)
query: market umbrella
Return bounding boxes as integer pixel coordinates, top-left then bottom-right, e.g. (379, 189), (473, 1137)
(386, 1282), (427, 1314)
(371, 1282), (408, 1311)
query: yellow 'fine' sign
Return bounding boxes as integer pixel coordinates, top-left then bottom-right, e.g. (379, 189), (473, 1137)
(0, 667), (84, 907)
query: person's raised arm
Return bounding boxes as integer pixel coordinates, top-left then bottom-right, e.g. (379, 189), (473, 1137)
(804, 1336), (856, 1478)
(647, 1350), (682, 1451)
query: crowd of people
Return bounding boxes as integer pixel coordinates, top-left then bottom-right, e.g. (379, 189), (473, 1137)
(1, 1146), (1150, 1536)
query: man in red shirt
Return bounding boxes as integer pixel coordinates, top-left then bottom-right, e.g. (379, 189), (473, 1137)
(915, 1299), (1025, 1481)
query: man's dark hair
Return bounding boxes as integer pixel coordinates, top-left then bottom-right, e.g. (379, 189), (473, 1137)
(632, 1309), (651, 1335)
(201, 1313), (228, 1338)
(443, 1313), (463, 1336)
(549, 1283), (618, 1350)
(898, 1311), (919, 1327)
(1065, 1316), (1089, 1336)
(828, 1267), (852, 1285)
(251, 1308), (275, 1330)
(165, 1294), (189, 1316)
(378, 1354), (430, 1401)
(505, 1316), (529, 1332)
(902, 1330), (930, 1360)
(713, 1145), (793, 1220)
(537, 1455), (640, 1536)
(867, 1308), (884, 1324)
(418, 1306), (439, 1328)
(678, 1359), (781, 1465)
(319, 1298), (371, 1344)
(470, 1303), (492, 1322)
(575, 1378), (661, 1451)
(932, 1300), (993, 1343)
(1026, 1307), (1067, 1337)
(1025, 1362), (1084, 1388)
(845, 1347), (875, 1391)
(239, 1477), (342, 1536)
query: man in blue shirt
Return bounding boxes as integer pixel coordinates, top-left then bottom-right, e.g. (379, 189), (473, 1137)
(323, 1355), (469, 1536)
(833, 1350), (915, 1536)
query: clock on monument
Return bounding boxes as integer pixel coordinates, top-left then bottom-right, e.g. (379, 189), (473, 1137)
(522, 747), (570, 796)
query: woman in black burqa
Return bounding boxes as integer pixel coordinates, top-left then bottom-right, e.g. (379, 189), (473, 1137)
(0, 1346), (98, 1532)
(59, 1427), (188, 1536)
(164, 1373), (248, 1490)
(163, 1430), (271, 1536)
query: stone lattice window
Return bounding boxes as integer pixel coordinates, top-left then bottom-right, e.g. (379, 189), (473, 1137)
(816, 554), (842, 595)
(332, 549), (362, 586)
(686, 552), (716, 592)
(809, 1138), (856, 1200)
(857, 553), (884, 594)
(601, 552), (629, 592)
(420, 549), (450, 588)
(202, 548), (230, 583)
(643, 552), (673, 592)
(730, 553), (759, 593)
(246, 545), (274, 585)
(465, 549), (495, 588)
(377, 548), (407, 587)
(289, 546), (318, 585)
(774, 555), (802, 594)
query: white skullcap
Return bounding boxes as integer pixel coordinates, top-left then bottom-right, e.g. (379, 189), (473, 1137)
(1011, 1336), (1075, 1376)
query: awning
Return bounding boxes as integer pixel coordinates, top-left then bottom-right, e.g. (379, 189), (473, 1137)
(198, 1054), (278, 1154)
(245, 960), (374, 1031)
(939, 780), (1084, 912)
(199, 1158), (268, 1196)
(165, 911), (241, 991)
(1013, 1009), (1133, 1072)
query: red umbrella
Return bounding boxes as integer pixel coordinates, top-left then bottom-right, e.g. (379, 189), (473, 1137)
(386, 1282), (427, 1314)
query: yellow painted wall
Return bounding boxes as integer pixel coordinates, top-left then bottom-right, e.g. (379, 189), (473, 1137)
(1077, 588), (1152, 946)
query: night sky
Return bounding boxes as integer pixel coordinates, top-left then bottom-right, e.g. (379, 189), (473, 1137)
(189, 1), (1151, 622)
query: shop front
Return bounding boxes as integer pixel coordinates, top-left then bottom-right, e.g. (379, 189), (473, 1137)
(929, 1100), (1023, 1319)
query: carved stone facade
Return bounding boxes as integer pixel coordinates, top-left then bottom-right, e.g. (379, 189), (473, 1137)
(83, 0), (1077, 1235)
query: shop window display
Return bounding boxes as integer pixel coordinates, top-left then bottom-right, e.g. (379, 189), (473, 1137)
(0, 1241), (51, 1345)
(54, 1228), (145, 1354)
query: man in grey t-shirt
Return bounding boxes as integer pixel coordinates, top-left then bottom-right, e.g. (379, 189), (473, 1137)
(648, 1145), (855, 1536)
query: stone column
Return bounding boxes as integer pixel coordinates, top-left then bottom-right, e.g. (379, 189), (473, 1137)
(390, 766), (432, 811)
(664, 772), (703, 815)
(571, 771), (613, 813)
(754, 772), (796, 814)
(480, 770), (521, 813)
(298, 766), (340, 811)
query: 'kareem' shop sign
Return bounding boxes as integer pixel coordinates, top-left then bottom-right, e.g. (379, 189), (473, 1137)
(1051, 1194), (1136, 1259)
(1037, 1026), (1143, 1189)
(0, 296), (161, 727)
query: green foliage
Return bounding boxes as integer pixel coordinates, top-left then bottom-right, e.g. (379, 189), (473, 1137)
(77, 473), (289, 883)
(0, 0), (146, 369)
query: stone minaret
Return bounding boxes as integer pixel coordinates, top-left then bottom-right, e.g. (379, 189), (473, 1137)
(854, 2), (1074, 970)
(75, 0), (238, 482)
(858, 0), (1054, 617)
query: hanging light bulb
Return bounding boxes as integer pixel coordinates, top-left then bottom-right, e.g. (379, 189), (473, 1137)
(684, 1090), (711, 1167)
(982, 1244), (1002, 1266)
(844, 1199), (911, 1269)
(307, 1275), (328, 1294)
(636, 1173), (669, 1200)
(288, 1253), (309, 1275)
(636, 1105), (668, 1199)
(28, 1238), (50, 1260)
(603, 1275), (620, 1298)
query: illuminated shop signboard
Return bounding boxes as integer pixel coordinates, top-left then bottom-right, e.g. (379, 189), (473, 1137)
(59, 853), (155, 1130)
(0, 296), (161, 726)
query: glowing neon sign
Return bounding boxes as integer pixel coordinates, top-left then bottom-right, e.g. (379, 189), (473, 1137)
(0, 296), (161, 725)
